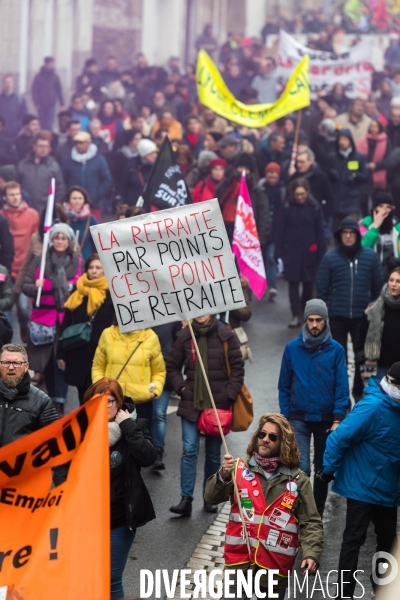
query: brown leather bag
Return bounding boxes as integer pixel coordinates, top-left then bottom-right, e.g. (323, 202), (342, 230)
(223, 341), (254, 432)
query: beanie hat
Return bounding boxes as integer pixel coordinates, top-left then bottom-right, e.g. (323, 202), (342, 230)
(372, 190), (395, 208)
(265, 162), (281, 175)
(235, 153), (256, 173)
(304, 299), (328, 322)
(209, 157), (228, 170)
(49, 223), (75, 243)
(387, 362), (400, 384)
(218, 134), (239, 148)
(0, 165), (17, 182)
(137, 139), (157, 157)
(198, 150), (217, 171)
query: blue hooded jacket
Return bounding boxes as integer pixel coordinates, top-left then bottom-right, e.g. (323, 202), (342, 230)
(323, 377), (400, 507)
(279, 330), (350, 422)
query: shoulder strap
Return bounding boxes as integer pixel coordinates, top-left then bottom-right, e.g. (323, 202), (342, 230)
(80, 215), (91, 250)
(116, 342), (141, 381)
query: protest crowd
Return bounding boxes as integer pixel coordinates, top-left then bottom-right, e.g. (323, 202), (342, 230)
(3, 6), (400, 600)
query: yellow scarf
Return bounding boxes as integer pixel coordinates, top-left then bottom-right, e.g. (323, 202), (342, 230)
(64, 273), (108, 316)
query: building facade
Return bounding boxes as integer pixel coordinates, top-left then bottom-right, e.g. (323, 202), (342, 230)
(0, 0), (281, 100)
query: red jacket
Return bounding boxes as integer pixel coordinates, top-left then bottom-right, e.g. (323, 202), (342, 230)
(192, 175), (240, 224)
(0, 202), (39, 280)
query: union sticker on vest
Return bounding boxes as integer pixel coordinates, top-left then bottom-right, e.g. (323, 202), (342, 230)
(269, 507), (291, 529)
(266, 529), (280, 547)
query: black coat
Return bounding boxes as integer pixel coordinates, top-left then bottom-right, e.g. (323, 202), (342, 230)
(167, 318), (245, 423)
(248, 179), (271, 246)
(110, 399), (156, 529)
(0, 372), (58, 447)
(121, 157), (153, 208)
(0, 214), (14, 273)
(276, 196), (327, 282)
(57, 292), (115, 388)
(256, 146), (290, 174)
(387, 120), (400, 150)
(0, 134), (18, 167)
(326, 129), (369, 215)
(259, 179), (286, 244)
(32, 67), (64, 108)
(310, 132), (336, 169)
(289, 163), (334, 222)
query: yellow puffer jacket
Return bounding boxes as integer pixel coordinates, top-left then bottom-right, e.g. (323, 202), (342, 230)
(92, 325), (166, 403)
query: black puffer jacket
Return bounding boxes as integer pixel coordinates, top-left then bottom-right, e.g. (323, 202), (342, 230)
(0, 371), (58, 447)
(110, 398), (156, 529)
(167, 318), (245, 423)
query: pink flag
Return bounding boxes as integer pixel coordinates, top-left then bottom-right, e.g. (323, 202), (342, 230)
(232, 174), (267, 300)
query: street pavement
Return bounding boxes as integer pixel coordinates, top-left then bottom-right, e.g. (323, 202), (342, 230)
(20, 275), (396, 599)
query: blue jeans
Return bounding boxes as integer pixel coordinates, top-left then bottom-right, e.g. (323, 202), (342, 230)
(6, 293), (30, 328)
(263, 243), (277, 290)
(291, 419), (330, 508)
(151, 389), (172, 450)
(181, 417), (222, 498)
(110, 525), (135, 600)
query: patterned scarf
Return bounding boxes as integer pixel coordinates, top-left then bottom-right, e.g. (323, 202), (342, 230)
(254, 453), (280, 472)
(63, 201), (91, 222)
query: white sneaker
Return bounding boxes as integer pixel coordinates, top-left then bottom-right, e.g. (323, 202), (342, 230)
(288, 316), (300, 328)
(268, 288), (278, 302)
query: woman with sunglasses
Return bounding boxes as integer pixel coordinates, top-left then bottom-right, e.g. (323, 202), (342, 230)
(205, 413), (323, 599)
(82, 377), (156, 600)
(167, 314), (244, 516)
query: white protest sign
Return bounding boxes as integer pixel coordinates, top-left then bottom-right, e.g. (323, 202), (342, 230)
(90, 199), (245, 332)
(277, 30), (373, 99)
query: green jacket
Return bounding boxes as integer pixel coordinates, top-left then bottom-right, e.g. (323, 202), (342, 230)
(204, 455), (324, 567)
(360, 215), (400, 257)
(0, 265), (13, 313)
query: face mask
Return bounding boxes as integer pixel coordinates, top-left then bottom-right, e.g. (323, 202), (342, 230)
(381, 377), (400, 403)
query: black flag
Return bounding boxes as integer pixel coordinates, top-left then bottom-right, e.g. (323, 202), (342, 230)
(142, 137), (192, 210)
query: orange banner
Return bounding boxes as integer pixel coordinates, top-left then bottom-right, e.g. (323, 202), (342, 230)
(0, 395), (109, 600)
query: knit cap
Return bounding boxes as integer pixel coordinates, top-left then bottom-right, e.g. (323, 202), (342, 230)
(304, 299), (328, 322)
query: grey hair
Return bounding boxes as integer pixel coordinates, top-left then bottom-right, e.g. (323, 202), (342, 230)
(320, 118), (336, 134)
(297, 146), (315, 161)
(0, 344), (28, 362)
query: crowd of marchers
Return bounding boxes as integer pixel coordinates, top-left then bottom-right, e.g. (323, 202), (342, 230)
(1, 28), (400, 600)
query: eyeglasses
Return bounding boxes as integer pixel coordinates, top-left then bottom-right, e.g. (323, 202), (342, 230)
(52, 235), (68, 241)
(257, 431), (279, 442)
(0, 361), (27, 368)
(107, 399), (116, 407)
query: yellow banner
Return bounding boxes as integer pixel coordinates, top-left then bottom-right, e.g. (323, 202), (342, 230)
(196, 49), (310, 128)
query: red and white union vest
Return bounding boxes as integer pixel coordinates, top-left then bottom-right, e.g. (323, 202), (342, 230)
(224, 458), (299, 577)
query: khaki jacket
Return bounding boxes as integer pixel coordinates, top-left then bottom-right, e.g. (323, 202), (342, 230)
(204, 455), (323, 565)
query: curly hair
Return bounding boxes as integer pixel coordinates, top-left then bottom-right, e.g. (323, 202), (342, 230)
(246, 413), (300, 468)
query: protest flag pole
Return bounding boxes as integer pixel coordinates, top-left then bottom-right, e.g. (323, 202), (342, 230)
(288, 108), (303, 176)
(187, 319), (252, 557)
(36, 178), (55, 307)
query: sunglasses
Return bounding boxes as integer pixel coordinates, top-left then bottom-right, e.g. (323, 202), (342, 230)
(257, 431), (279, 442)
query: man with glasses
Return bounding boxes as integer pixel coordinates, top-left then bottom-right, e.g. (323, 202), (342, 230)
(320, 361), (400, 599)
(278, 299), (350, 518)
(0, 343), (59, 447)
(205, 413), (323, 599)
